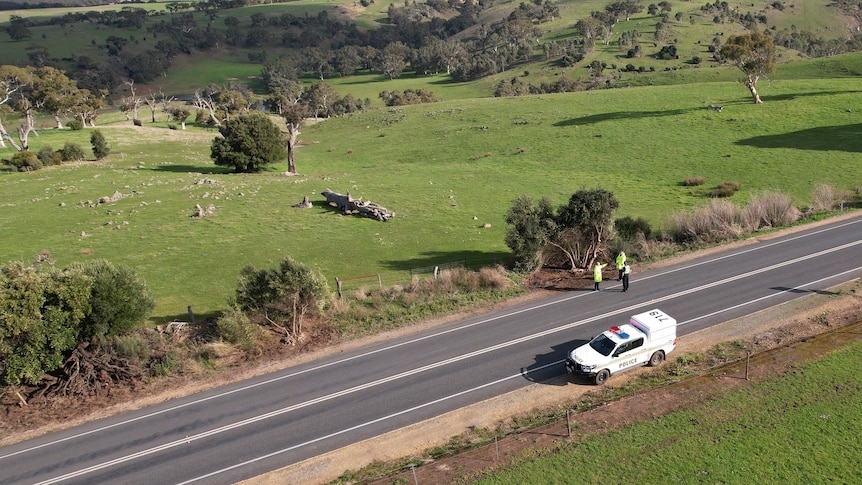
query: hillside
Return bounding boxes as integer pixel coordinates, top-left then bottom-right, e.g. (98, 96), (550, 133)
(0, 0), (860, 100)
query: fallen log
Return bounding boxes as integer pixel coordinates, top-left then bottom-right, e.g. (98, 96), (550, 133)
(321, 189), (394, 221)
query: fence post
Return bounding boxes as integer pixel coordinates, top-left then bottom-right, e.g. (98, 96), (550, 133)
(377, 273), (382, 290)
(745, 351), (750, 380)
(433, 266), (439, 279)
(187, 306), (195, 324)
(335, 277), (342, 298)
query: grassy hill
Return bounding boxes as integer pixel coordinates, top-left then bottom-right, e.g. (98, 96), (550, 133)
(1, 51), (860, 321)
(0, 0), (858, 100)
(0, 0), (861, 321)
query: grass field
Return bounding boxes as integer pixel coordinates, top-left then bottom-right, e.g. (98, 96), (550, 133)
(1, 55), (861, 323)
(474, 341), (862, 484)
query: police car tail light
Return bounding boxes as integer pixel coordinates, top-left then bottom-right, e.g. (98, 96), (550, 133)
(609, 326), (629, 339)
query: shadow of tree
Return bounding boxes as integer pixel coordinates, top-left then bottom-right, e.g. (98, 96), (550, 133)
(381, 250), (512, 272)
(554, 108), (693, 127)
(150, 164), (237, 174)
(735, 123), (862, 153)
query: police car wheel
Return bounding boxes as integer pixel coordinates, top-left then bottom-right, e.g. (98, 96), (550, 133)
(649, 351), (665, 367)
(594, 369), (610, 385)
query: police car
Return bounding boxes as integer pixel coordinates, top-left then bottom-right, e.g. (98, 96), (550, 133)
(566, 309), (677, 385)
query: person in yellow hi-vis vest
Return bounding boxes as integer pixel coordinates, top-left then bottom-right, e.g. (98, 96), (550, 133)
(593, 262), (607, 291)
(615, 251), (626, 281)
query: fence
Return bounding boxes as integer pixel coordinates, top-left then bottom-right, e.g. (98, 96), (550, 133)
(334, 255), (510, 298)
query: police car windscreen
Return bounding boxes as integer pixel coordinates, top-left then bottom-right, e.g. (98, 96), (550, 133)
(589, 334), (615, 356)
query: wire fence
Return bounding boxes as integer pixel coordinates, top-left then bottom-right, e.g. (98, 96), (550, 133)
(334, 255), (511, 298)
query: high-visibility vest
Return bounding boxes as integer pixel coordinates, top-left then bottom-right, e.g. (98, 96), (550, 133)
(594, 263), (605, 281)
(616, 252), (626, 269)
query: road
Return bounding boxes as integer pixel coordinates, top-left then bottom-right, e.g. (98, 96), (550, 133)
(2, 213), (861, 485)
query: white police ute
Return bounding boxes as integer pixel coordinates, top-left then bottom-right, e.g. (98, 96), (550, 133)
(566, 309), (677, 385)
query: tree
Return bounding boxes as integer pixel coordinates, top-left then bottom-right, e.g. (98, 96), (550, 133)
(90, 129), (110, 160)
(167, 106), (191, 129)
(719, 31), (776, 104)
(121, 80), (143, 123)
(235, 257), (330, 342)
(32, 66), (86, 129)
(505, 195), (556, 272)
(0, 261), (91, 385)
(0, 65), (30, 150)
(282, 103), (309, 174)
(378, 42), (410, 80)
(304, 81), (339, 119)
(554, 188), (619, 271)
(6, 15), (32, 41)
(211, 113), (286, 173)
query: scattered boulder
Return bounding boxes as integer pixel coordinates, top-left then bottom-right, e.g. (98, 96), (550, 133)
(293, 195), (312, 209)
(191, 203), (215, 218)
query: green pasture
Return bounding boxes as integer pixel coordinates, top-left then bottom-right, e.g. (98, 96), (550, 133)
(2, 73), (861, 323)
(475, 341), (862, 484)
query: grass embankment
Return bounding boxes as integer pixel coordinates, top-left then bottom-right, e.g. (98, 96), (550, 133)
(475, 341), (862, 484)
(1, 73), (861, 322)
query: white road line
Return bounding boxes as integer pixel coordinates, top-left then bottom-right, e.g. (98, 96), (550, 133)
(5, 216), (859, 463)
(178, 266), (862, 484)
(30, 243), (862, 485)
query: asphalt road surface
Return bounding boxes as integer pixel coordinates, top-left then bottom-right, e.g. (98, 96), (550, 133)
(2, 213), (861, 485)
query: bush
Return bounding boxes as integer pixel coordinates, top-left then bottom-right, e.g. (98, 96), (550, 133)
(810, 184), (837, 212)
(215, 306), (258, 351)
(133, 118), (142, 126)
(60, 142), (86, 162)
(615, 216), (653, 240)
(744, 191), (801, 229)
(91, 129), (110, 160)
(67, 259), (155, 342)
(37, 145), (62, 166)
(67, 120), (84, 130)
(683, 176), (706, 186)
(236, 257), (330, 331)
(7, 150), (42, 171)
(112, 333), (150, 362)
(709, 181), (740, 197)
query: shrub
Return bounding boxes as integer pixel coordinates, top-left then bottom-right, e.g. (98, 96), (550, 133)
(67, 259), (155, 341)
(112, 333), (150, 362)
(8, 150), (42, 171)
(60, 142), (86, 162)
(615, 216), (653, 240)
(709, 181), (740, 197)
(810, 184), (837, 212)
(236, 257), (330, 332)
(37, 145), (62, 166)
(215, 306), (258, 351)
(133, 118), (142, 126)
(90, 129), (110, 160)
(683, 176), (706, 186)
(744, 191), (801, 229)
(151, 352), (178, 377)
(670, 199), (743, 243)
(67, 120), (84, 130)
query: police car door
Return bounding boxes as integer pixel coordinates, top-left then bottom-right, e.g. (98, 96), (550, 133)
(611, 337), (647, 373)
